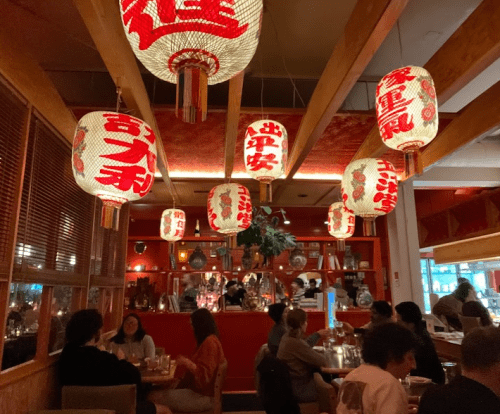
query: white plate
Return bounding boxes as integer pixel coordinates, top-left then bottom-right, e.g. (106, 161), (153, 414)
(313, 346), (325, 352)
(409, 376), (432, 384)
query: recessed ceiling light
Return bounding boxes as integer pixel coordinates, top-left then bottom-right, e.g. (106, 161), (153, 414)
(298, 194), (308, 198)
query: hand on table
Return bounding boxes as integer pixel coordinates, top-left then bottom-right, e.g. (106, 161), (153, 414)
(317, 328), (331, 339)
(342, 322), (355, 334)
(128, 353), (139, 364)
(116, 348), (126, 360)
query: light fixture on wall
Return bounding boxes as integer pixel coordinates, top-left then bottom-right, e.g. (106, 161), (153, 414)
(134, 264), (145, 272)
(281, 209), (290, 225)
(178, 249), (188, 263)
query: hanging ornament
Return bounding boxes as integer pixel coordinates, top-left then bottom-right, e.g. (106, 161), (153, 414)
(120, 0), (263, 123)
(342, 158), (398, 236)
(189, 245), (207, 270)
(289, 247), (307, 270)
(160, 208), (186, 242)
(328, 201), (355, 251)
(207, 183), (252, 238)
(72, 111), (156, 230)
(244, 120), (287, 203)
(376, 66), (438, 177)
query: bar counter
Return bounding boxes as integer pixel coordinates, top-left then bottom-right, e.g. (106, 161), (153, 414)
(126, 309), (370, 391)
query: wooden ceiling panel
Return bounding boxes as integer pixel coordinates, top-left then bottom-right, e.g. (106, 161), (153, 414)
(274, 181), (338, 207)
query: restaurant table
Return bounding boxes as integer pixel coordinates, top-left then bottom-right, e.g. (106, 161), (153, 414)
(431, 332), (463, 362)
(140, 361), (177, 384)
(315, 346), (359, 376)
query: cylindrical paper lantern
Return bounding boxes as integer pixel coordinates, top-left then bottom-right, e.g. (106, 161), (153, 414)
(72, 111), (156, 230)
(120, 0), (263, 123)
(160, 208), (186, 242)
(207, 183), (252, 235)
(328, 201), (355, 251)
(342, 158), (398, 235)
(376, 66), (438, 176)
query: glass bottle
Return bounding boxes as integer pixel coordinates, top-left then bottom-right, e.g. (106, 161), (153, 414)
(343, 245), (356, 270)
(194, 219), (201, 237)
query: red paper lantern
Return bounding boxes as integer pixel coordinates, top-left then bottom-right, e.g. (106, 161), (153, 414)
(72, 111), (156, 229)
(160, 208), (186, 242)
(207, 183), (252, 235)
(328, 201), (355, 251)
(342, 158), (398, 236)
(120, 0), (263, 123)
(376, 66), (438, 177)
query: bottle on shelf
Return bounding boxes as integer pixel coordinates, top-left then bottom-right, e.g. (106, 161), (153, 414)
(343, 245), (356, 270)
(194, 219), (201, 237)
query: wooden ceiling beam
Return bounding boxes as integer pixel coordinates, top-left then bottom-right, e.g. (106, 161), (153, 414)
(421, 80), (500, 170)
(352, 0), (500, 163)
(73, 0), (178, 203)
(284, 0), (409, 180)
(224, 72), (244, 180)
(0, 10), (76, 142)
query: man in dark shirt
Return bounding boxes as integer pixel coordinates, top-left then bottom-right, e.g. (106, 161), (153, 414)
(59, 309), (170, 414)
(304, 279), (321, 299)
(219, 281), (243, 308)
(419, 326), (500, 414)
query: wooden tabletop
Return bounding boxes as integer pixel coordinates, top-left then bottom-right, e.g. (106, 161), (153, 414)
(140, 361), (177, 384)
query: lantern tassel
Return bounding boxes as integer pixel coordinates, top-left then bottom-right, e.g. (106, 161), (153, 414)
(336, 239), (346, 252)
(404, 149), (423, 179)
(362, 217), (376, 237)
(259, 182), (272, 204)
(101, 201), (121, 231)
(176, 65), (208, 123)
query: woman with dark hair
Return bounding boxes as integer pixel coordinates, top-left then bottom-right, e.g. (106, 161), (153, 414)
(291, 278), (305, 308)
(59, 310), (170, 414)
(277, 309), (327, 402)
(110, 313), (155, 362)
(150, 308), (225, 412)
(461, 285), (493, 327)
(395, 301), (445, 384)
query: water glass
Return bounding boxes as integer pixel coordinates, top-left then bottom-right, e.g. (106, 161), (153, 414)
(161, 354), (171, 374)
(342, 344), (355, 365)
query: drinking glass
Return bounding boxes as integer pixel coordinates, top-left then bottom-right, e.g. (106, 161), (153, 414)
(335, 321), (345, 343)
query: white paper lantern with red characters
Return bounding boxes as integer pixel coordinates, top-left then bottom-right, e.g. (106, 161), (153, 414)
(328, 201), (355, 251)
(207, 183), (252, 235)
(72, 111), (156, 229)
(161, 208), (186, 242)
(376, 66), (438, 176)
(120, 0), (263, 123)
(244, 120), (287, 183)
(342, 158), (398, 236)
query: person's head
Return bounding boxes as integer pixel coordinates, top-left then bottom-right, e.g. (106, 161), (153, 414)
(286, 308), (308, 338)
(461, 327), (500, 396)
(454, 282), (475, 302)
(182, 273), (195, 287)
(457, 277), (469, 285)
(112, 313), (147, 344)
(268, 303), (287, 324)
(309, 279), (317, 289)
(65, 309), (103, 346)
(291, 278), (304, 292)
(190, 308), (219, 346)
(226, 281), (238, 295)
(362, 323), (417, 379)
(370, 301), (393, 325)
(395, 301), (423, 334)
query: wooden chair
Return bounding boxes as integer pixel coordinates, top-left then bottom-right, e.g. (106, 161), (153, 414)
(172, 359), (228, 414)
(459, 315), (481, 336)
(33, 410), (115, 414)
(61, 384), (136, 414)
(314, 373), (338, 414)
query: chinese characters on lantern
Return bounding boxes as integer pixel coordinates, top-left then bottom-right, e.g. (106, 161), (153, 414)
(328, 202), (355, 239)
(373, 160), (398, 214)
(161, 209), (186, 242)
(244, 120), (287, 182)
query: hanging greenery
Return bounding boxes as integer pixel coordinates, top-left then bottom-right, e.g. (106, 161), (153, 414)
(237, 206), (296, 257)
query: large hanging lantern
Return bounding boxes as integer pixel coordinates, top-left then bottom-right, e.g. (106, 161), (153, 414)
(207, 183), (252, 235)
(160, 208), (186, 242)
(120, 0), (263, 123)
(376, 66), (438, 177)
(244, 120), (287, 203)
(342, 158), (398, 236)
(328, 201), (355, 251)
(72, 111), (156, 230)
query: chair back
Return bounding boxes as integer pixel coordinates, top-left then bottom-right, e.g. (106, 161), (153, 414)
(211, 359), (228, 414)
(458, 315), (481, 336)
(313, 373), (337, 414)
(254, 343), (270, 393)
(62, 385), (136, 414)
(32, 410), (115, 414)
(429, 294), (439, 311)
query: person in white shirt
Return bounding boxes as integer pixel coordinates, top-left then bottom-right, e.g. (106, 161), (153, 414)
(291, 278), (305, 308)
(337, 323), (418, 414)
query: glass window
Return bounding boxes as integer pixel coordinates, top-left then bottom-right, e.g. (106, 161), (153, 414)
(49, 286), (73, 353)
(420, 259), (431, 313)
(3, 283), (42, 370)
(88, 286), (100, 309)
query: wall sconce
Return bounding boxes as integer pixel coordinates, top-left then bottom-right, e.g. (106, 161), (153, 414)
(281, 208), (290, 225)
(134, 264), (145, 272)
(178, 249), (188, 262)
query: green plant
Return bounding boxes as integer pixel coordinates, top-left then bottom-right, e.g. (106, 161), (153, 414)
(237, 206), (296, 257)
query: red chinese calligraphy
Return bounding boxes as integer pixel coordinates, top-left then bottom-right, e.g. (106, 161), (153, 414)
(246, 135), (279, 152)
(103, 113), (142, 136)
(122, 0), (249, 50)
(258, 121), (283, 137)
(348, 216), (355, 224)
(373, 193), (398, 214)
(377, 160), (396, 173)
(101, 138), (156, 173)
(174, 211), (184, 219)
(377, 86), (415, 141)
(174, 229), (184, 237)
(246, 153), (278, 171)
(380, 67), (415, 89)
(95, 165), (153, 197)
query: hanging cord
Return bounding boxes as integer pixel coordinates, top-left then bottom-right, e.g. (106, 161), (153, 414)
(115, 87), (122, 113)
(397, 19), (404, 66)
(260, 45), (265, 120)
(365, 81), (371, 111)
(268, 7), (306, 108)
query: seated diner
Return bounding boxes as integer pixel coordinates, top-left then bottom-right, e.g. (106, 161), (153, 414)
(109, 313), (156, 362)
